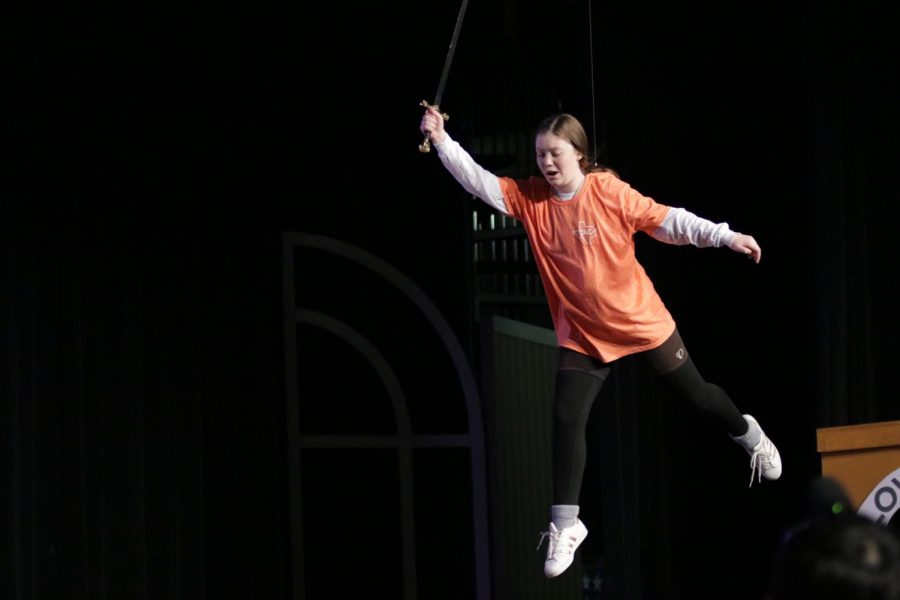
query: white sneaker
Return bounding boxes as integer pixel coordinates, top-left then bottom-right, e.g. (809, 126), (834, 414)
(742, 415), (782, 486)
(537, 519), (588, 578)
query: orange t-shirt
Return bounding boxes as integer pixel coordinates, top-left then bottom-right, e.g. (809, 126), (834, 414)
(499, 171), (676, 362)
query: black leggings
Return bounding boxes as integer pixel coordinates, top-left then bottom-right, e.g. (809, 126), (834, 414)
(552, 330), (748, 505)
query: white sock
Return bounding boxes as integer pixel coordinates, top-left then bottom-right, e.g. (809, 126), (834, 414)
(551, 504), (579, 530)
(730, 415), (761, 450)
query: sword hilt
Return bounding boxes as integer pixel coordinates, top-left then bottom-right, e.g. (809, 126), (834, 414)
(419, 100), (449, 153)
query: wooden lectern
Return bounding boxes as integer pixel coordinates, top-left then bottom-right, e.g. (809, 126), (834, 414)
(816, 421), (900, 509)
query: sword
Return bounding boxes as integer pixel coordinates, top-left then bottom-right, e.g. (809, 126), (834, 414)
(419, 0), (471, 153)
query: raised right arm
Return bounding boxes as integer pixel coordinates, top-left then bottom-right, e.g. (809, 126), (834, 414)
(420, 107), (510, 216)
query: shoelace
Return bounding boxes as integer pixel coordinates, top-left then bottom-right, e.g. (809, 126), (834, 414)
(536, 529), (557, 551)
(536, 528), (577, 558)
(748, 435), (777, 487)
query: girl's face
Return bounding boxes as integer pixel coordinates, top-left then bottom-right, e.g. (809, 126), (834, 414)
(535, 132), (584, 194)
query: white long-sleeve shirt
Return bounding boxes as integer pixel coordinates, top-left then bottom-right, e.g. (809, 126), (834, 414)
(433, 134), (738, 249)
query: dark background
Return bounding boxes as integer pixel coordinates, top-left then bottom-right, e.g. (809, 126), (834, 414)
(3, 0), (899, 598)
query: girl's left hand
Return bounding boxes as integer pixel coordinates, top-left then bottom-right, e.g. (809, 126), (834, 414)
(730, 234), (761, 264)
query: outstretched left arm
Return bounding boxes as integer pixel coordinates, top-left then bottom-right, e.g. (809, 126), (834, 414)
(651, 207), (762, 263)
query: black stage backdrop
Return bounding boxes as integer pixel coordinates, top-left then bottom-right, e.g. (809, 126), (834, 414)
(3, 1), (898, 598)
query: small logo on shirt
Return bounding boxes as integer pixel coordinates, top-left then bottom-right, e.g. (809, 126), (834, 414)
(675, 348), (685, 361)
(574, 221), (597, 245)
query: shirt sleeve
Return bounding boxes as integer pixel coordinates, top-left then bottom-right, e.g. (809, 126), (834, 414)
(433, 135), (510, 215)
(606, 174), (670, 232)
(651, 207), (737, 248)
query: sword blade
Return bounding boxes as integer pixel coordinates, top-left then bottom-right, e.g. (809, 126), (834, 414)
(431, 0), (470, 107)
(419, 0), (471, 153)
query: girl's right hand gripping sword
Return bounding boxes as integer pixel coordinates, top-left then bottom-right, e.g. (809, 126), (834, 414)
(418, 0), (469, 153)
